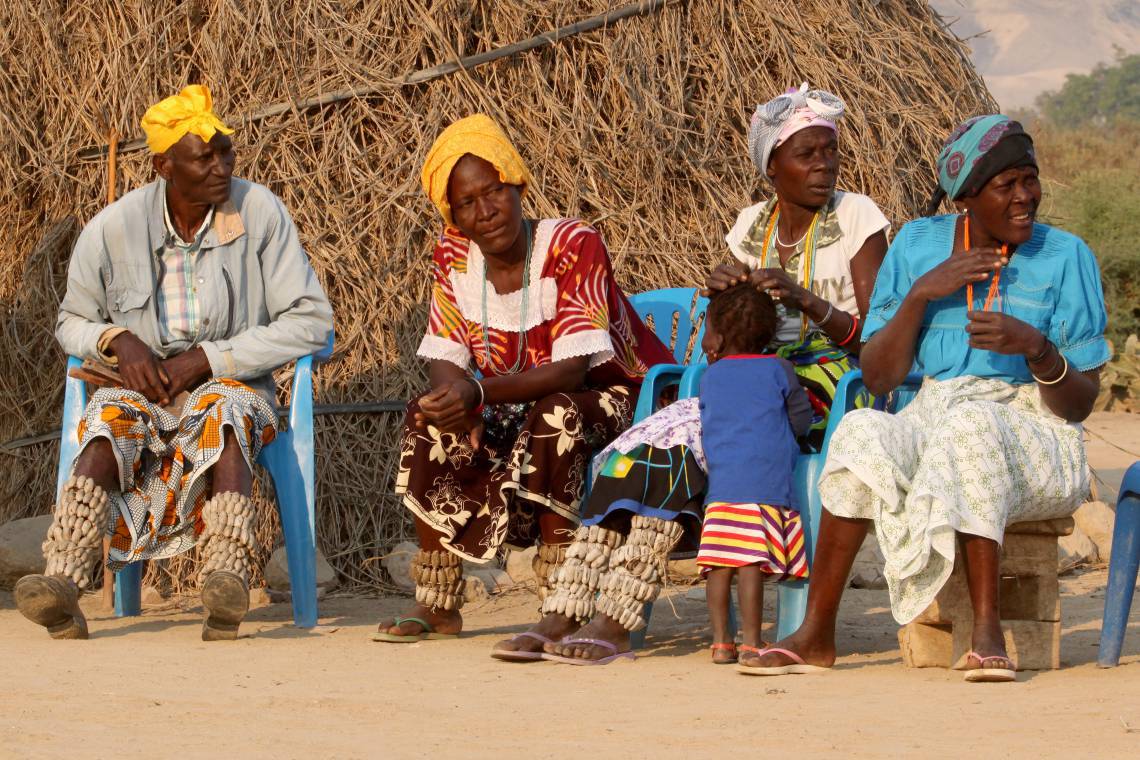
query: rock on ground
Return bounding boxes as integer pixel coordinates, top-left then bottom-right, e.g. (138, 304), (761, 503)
(850, 534), (887, 589)
(1058, 525), (1099, 572)
(504, 545), (537, 584)
(0, 514), (51, 589)
(1073, 500), (1115, 562)
(463, 576), (488, 602)
(265, 546), (338, 592)
(382, 541), (418, 591)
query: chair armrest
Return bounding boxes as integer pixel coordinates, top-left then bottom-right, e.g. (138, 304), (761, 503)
(633, 363), (687, 423)
(313, 330), (335, 364)
(287, 332), (334, 434)
(678, 362), (708, 400)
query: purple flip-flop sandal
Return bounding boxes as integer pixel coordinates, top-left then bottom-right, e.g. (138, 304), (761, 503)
(490, 631), (555, 662)
(542, 637), (636, 666)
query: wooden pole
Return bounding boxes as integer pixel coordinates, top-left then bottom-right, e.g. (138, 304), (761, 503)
(101, 128), (119, 612)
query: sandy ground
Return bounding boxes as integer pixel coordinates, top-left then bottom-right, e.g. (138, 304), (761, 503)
(1, 566), (1138, 760)
(2, 414), (1136, 758)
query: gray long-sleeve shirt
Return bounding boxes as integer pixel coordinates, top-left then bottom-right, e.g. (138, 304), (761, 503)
(56, 177), (333, 399)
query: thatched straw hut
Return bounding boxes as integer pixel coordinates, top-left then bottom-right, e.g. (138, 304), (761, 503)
(0, 0), (994, 590)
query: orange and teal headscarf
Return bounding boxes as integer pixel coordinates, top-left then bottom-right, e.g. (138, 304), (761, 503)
(925, 114), (1037, 214)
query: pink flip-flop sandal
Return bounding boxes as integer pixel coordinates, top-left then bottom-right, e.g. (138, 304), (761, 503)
(542, 637), (636, 666)
(736, 646), (829, 676)
(490, 631), (554, 662)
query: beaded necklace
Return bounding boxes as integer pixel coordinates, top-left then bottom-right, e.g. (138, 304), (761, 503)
(480, 218), (533, 374)
(962, 215), (1009, 312)
(761, 206), (822, 341)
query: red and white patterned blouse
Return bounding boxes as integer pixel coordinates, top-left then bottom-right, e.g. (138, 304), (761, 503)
(417, 218), (672, 386)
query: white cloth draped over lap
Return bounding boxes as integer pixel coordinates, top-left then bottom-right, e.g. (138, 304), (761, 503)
(818, 375), (1089, 623)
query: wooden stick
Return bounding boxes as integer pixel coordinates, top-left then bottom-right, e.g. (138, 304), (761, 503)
(75, 0), (674, 160)
(105, 130), (119, 205)
(101, 128), (120, 612)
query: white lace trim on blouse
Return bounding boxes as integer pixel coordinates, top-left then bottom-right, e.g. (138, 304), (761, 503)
(450, 219), (558, 331)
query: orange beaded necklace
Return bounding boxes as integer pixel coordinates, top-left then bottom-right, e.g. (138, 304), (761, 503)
(963, 215), (1009, 312)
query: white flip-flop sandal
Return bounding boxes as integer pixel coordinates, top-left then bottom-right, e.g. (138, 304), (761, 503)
(961, 651), (1016, 683)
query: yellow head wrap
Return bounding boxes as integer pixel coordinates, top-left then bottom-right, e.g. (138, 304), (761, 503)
(140, 85), (235, 155)
(420, 114), (531, 226)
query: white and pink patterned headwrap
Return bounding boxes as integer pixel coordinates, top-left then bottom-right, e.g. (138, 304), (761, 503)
(747, 83), (845, 180)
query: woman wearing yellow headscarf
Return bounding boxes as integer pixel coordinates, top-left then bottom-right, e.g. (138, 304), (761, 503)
(374, 115), (672, 647)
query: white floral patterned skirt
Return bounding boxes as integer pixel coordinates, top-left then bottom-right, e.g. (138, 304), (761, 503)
(396, 385), (634, 562)
(819, 375), (1089, 623)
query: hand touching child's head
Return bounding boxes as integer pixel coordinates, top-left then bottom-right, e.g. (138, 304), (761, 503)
(701, 283), (778, 361)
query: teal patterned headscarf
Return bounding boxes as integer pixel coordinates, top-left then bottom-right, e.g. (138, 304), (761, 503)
(925, 114), (1036, 214)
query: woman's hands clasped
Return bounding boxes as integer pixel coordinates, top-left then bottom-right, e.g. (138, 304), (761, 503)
(415, 377), (485, 449)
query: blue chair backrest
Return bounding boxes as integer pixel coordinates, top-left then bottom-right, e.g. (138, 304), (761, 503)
(628, 287), (709, 365)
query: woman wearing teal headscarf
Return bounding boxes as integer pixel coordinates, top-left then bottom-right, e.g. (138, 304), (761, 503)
(742, 115), (1109, 682)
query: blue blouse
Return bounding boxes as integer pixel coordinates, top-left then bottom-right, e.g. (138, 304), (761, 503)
(863, 215), (1110, 384)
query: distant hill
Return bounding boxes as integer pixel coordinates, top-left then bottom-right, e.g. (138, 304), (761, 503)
(930, 0), (1140, 108)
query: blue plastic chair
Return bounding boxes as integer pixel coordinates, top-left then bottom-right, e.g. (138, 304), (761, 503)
(1096, 461), (1140, 667)
(627, 288), (709, 423)
(54, 333), (334, 628)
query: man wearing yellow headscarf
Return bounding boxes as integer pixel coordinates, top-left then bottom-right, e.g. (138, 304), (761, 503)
(15, 85), (333, 643)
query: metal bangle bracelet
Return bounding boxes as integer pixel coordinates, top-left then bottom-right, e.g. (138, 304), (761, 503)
(1032, 354), (1069, 385)
(467, 375), (485, 408)
(817, 302), (836, 327)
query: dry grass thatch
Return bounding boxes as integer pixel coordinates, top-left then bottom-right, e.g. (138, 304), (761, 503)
(0, 0), (995, 591)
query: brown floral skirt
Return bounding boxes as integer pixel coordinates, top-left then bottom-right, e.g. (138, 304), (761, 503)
(396, 385), (634, 561)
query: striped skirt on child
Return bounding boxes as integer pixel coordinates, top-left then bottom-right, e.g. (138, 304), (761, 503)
(696, 502), (809, 579)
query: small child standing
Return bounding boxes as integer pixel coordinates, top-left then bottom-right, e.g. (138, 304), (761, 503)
(696, 283), (811, 666)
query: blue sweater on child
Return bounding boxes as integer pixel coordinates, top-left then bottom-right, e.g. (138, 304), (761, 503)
(698, 355), (812, 508)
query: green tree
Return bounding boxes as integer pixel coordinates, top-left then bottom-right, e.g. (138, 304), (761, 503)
(1036, 50), (1140, 126)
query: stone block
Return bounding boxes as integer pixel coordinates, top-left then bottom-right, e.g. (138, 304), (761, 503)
(951, 619), (1061, 671)
(999, 574), (1060, 622)
(918, 569), (1060, 624)
(914, 565), (970, 624)
(1006, 518), (1074, 536)
(899, 622), (954, 668)
(1000, 533), (1058, 577)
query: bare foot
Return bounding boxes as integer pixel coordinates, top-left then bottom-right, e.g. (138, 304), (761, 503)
(493, 613), (580, 657)
(969, 619), (1008, 661)
(376, 604), (462, 638)
(544, 614), (630, 661)
(739, 629), (836, 669)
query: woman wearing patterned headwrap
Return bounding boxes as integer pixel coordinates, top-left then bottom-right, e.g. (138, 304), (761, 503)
(373, 114), (672, 644)
(502, 84), (892, 665)
(744, 115), (1109, 682)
